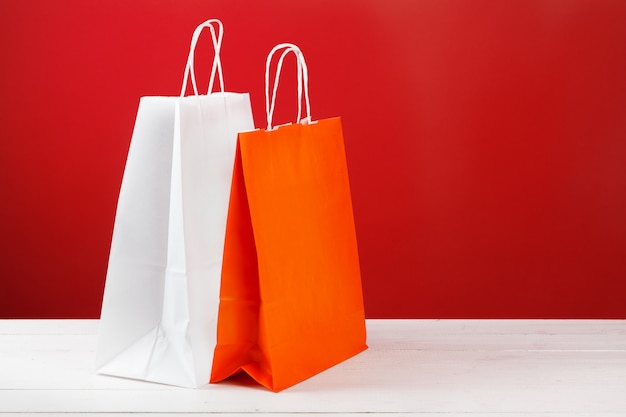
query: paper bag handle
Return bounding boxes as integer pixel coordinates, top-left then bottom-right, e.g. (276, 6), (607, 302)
(265, 43), (312, 131)
(180, 19), (225, 97)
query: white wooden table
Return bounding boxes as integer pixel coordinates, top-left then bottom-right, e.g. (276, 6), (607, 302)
(1, 319), (625, 416)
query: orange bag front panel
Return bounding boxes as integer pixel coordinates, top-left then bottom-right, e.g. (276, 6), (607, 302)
(212, 117), (367, 392)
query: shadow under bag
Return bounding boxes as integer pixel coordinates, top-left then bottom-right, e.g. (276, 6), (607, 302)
(96, 19), (254, 388)
(210, 44), (368, 392)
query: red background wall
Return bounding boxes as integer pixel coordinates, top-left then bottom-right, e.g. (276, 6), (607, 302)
(1, 0), (625, 318)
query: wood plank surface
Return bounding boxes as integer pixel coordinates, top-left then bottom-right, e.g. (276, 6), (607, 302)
(0, 320), (625, 415)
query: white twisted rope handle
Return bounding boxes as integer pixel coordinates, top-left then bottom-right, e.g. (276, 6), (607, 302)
(265, 43), (311, 131)
(180, 19), (225, 97)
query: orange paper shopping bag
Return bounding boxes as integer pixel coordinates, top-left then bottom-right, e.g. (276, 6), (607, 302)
(210, 44), (367, 392)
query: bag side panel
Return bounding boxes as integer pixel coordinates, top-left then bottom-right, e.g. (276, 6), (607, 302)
(96, 97), (177, 370)
(210, 138), (270, 388)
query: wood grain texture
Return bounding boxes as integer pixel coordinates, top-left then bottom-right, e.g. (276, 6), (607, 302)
(1, 320), (625, 415)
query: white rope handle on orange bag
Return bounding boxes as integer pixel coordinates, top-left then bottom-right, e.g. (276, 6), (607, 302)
(180, 19), (225, 97)
(265, 43), (312, 131)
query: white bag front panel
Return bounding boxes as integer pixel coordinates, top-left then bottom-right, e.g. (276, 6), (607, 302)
(97, 93), (254, 388)
(179, 92), (254, 387)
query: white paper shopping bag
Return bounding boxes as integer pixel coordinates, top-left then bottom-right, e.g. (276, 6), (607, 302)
(96, 19), (254, 388)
